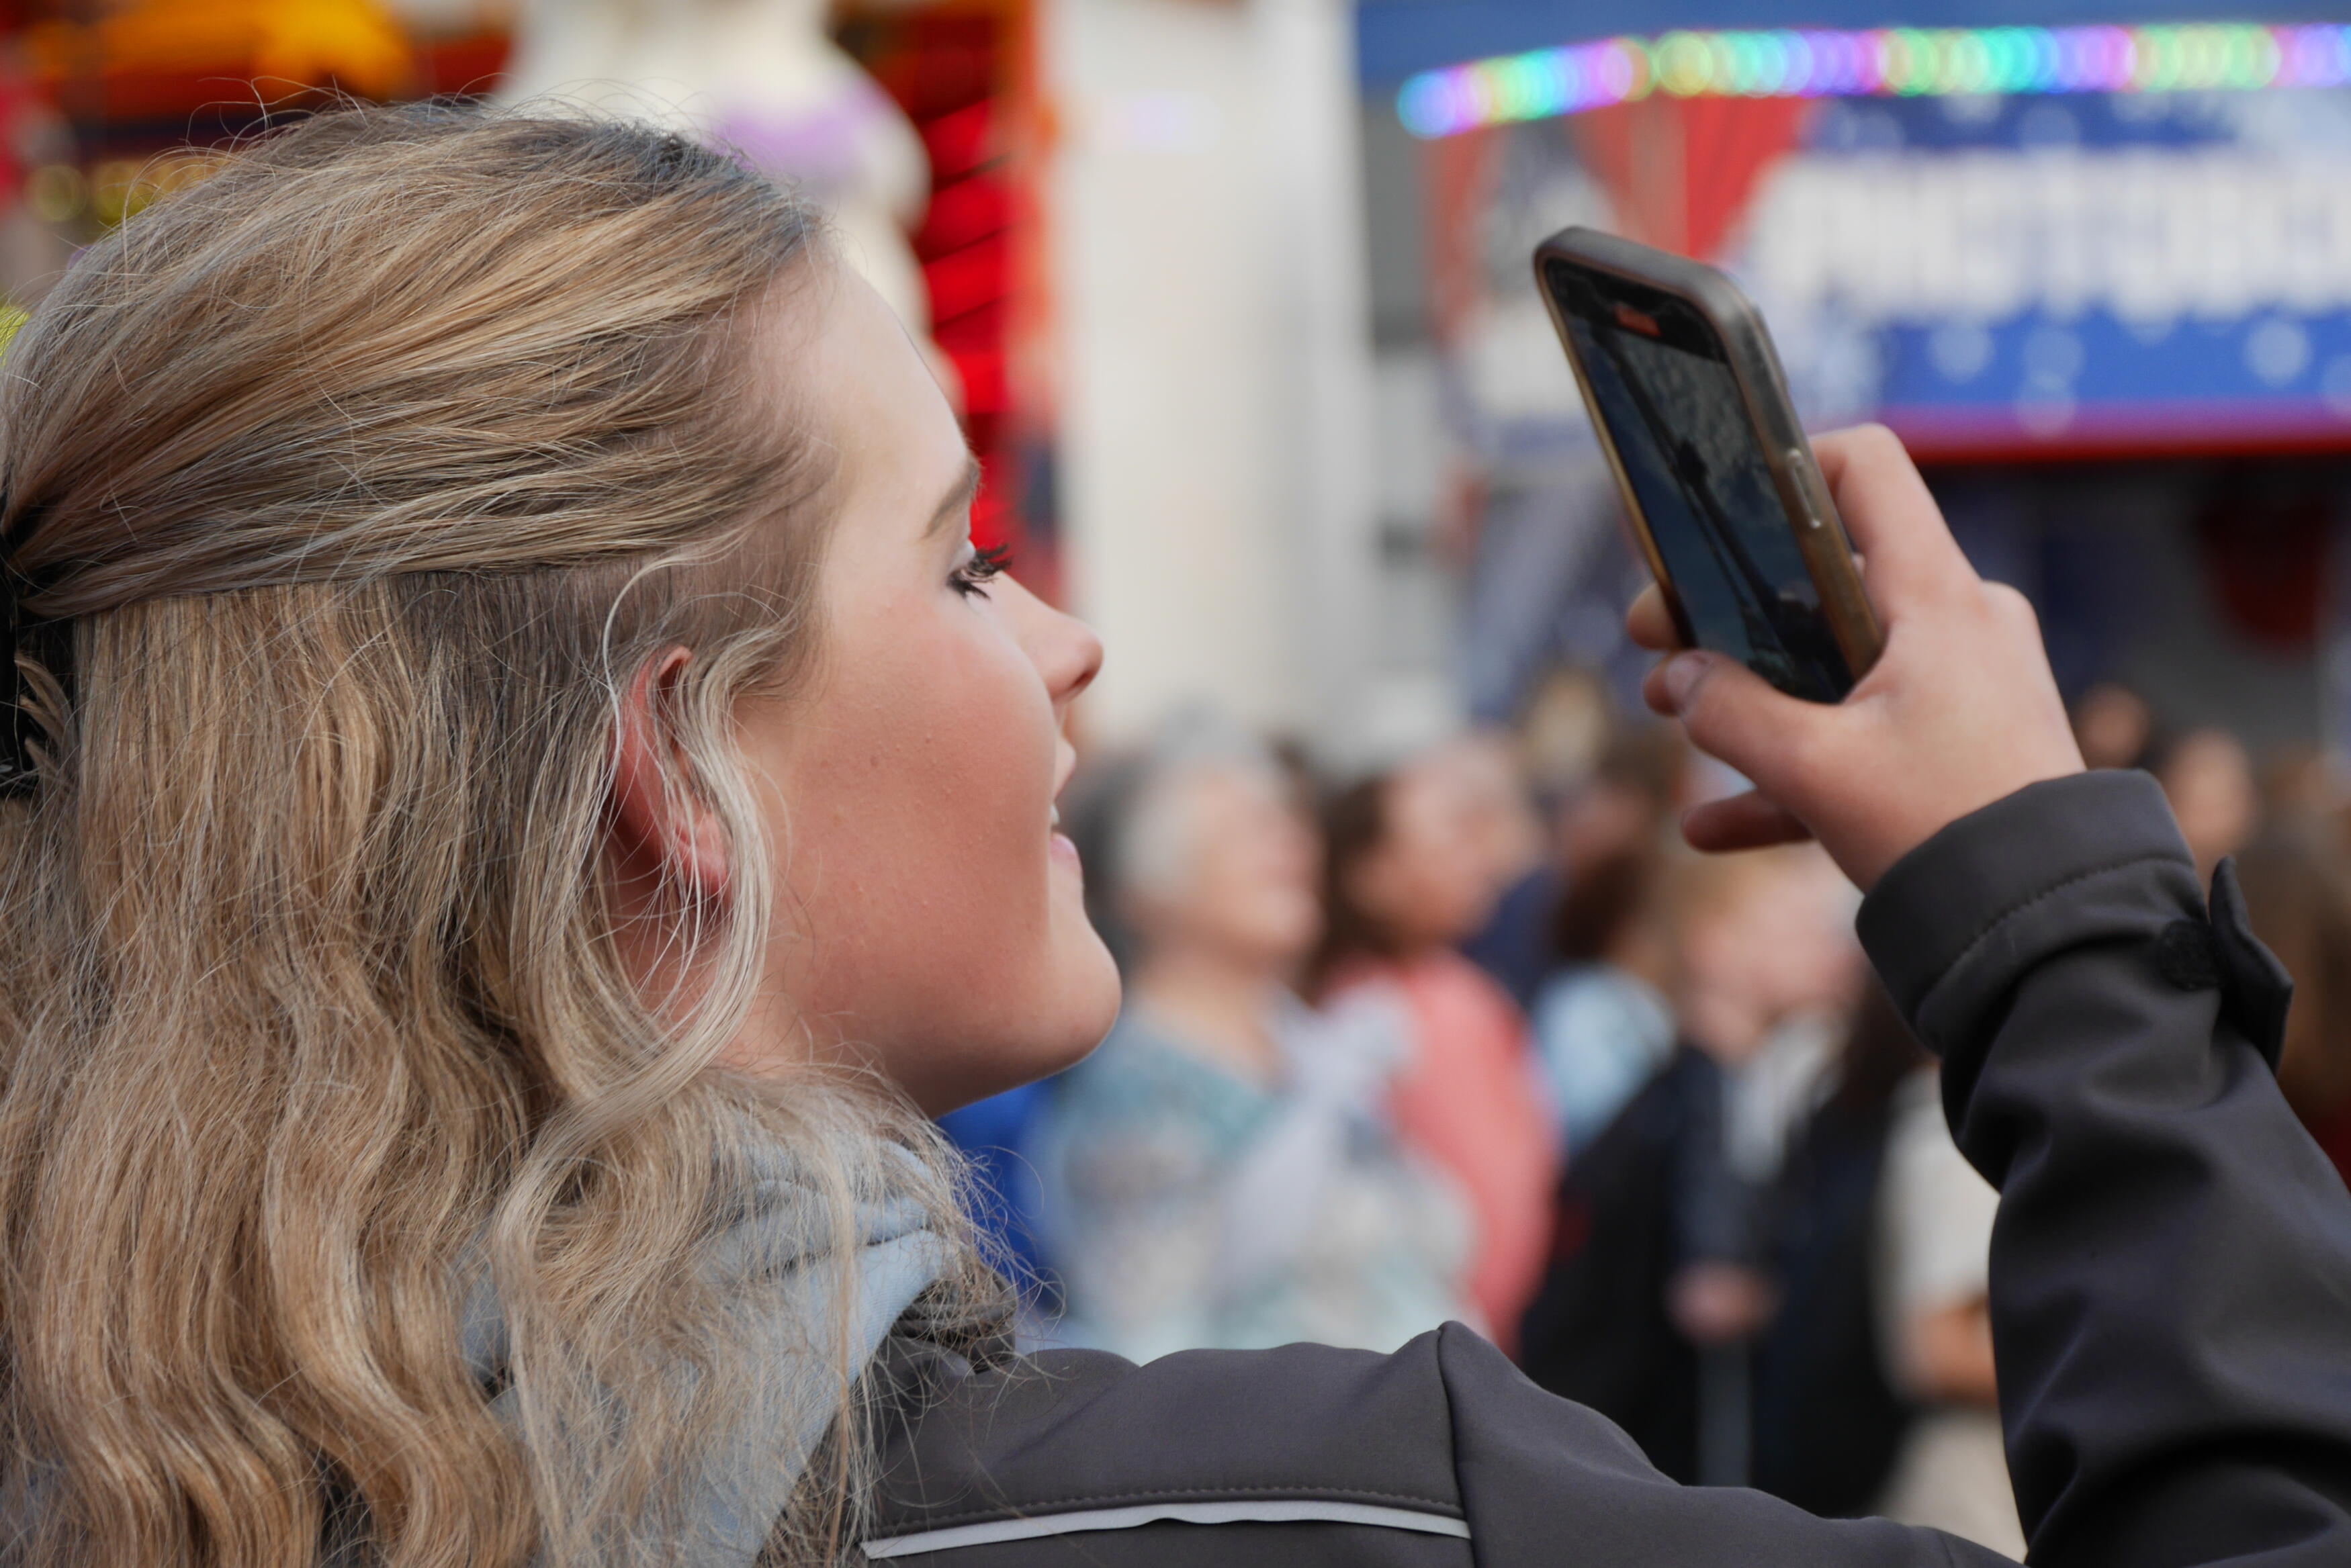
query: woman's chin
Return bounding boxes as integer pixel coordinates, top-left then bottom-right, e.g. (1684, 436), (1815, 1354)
(1053, 927), (1124, 1064)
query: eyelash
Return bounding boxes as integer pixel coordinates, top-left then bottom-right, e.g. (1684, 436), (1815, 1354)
(951, 543), (1014, 599)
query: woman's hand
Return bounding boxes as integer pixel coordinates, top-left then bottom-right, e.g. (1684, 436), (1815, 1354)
(1631, 424), (2084, 892)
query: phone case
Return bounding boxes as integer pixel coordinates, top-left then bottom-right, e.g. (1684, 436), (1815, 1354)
(1530, 226), (1885, 690)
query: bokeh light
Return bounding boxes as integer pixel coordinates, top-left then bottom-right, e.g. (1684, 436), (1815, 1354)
(1395, 21), (2351, 138)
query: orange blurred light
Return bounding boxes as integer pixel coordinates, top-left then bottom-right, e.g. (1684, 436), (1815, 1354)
(25, 0), (415, 103)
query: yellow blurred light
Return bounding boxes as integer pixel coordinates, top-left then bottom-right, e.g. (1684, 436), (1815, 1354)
(26, 165), (86, 226)
(82, 152), (228, 230)
(1656, 32), (1715, 96)
(90, 159), (146, 228)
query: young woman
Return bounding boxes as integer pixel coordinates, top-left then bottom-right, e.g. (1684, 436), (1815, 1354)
(1, 103), (2348, 1568)
(0, 107), (1109, 1567)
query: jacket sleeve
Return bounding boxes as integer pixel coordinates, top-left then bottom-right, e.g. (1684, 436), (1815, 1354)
(1857, 769), (2351, 1568)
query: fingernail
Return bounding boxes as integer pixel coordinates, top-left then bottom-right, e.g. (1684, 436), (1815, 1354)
(1661, 652), (1709, 712)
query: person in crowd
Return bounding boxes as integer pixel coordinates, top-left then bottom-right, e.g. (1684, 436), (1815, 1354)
(2258, 742), (2340, 825)
(1028, 725), (1472, 1357)
(2153, 725), (2260, 878)
(1511, 727), (1690, 1154)
(7, 105), (2351, 1568)
(2068, 679), (2153, 771)
(1712, 847), (1867, 1201)
(1554, 723), (1685, 882)
(1660, 849), (1812, 1489)
(1519, 845), (1863, 1485)
(1751, 984), (1929, 1520)
(1446, 729), (1556, 1010)
(1871, 1054), (2025, 1555)
(2235, 819), (2351, 1188)
(1313, 752), (1560, 1345)
(1528, 847), (1675, 1155)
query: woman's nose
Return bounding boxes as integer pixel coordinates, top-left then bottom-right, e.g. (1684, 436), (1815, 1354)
(1011, 575), (1102, 708)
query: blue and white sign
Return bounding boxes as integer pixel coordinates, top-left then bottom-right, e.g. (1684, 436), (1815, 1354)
(1742, 89), (2351, 455)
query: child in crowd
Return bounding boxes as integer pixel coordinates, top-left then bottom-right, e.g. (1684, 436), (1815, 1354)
(1519, 845), (1862, 1484)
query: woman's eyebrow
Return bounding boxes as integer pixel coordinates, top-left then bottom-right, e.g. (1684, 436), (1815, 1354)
(926, 457), (983, 538)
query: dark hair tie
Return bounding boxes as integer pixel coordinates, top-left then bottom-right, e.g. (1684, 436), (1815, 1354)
(0, 492), (66, 799)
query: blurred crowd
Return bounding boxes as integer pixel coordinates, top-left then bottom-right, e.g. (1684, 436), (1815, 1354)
(939, 674), (2351, 1555)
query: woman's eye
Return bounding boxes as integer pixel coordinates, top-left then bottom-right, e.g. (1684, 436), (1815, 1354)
(950, 542), (1014, 599)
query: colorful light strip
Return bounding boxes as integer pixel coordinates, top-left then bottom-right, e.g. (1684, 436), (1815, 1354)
(1397, 24), (2351, 138)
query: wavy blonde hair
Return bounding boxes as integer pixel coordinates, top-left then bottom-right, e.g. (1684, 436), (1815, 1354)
(0, 105), (1001, 1567)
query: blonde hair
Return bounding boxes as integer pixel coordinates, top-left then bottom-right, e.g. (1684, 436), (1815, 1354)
(0, 105), (1000, 1567)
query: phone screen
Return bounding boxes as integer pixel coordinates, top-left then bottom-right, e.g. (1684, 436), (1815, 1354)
(1544, 260), (1853, 702)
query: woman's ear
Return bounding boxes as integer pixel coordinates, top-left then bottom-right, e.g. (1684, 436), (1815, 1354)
(609, 647), (730, 902)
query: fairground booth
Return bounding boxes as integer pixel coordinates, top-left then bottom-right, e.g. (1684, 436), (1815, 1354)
(1360, 5), (2351, 772)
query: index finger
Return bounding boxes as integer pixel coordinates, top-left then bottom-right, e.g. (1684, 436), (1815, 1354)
(1812, 425), (1980, 612)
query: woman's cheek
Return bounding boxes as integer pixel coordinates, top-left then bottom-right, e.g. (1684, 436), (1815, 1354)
(872, 606), (1061, 1027)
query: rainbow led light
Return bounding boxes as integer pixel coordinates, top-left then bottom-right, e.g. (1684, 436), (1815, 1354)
(1396, 23), (2351, 138)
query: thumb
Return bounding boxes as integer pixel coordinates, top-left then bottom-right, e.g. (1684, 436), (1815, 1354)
(1655, 651), (1832, 809)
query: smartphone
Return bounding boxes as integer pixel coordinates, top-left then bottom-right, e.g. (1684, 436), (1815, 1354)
(1533, 227), (1882, 703)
